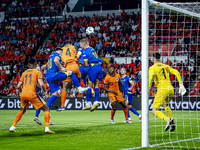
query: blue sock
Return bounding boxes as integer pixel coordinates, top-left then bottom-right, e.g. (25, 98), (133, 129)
(71, 71), (80, 87)
(47, 95), (57, 107)
(35, 109), (41, 118)
(95, 88), (99, 101)
(127, 107), (130, 118)
(129, 107), (140, 116)
(86, 88), (92, 102)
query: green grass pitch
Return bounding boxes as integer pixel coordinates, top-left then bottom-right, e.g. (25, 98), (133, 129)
(0, 110), (200, 150)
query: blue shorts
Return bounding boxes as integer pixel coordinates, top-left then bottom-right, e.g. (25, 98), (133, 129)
(124, 94), (133, 105)
(46, 72), (68, 93)
(88, 65), (103, 83)
(79, 66), (89, 80)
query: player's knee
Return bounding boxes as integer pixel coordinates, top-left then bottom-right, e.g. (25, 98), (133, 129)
(20, 108), (26, 114)
(152, 110), (156, 116)
(41, 104), (50, 112)
(67, 71), (73, 76)
(127, 105), (132, 109)
(112, 108), (117, 111)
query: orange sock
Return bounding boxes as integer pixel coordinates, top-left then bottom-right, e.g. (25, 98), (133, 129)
(80, 81), (85, 87)
(61, 91), (66, 108)
(44, 111), (50, 127)
(12, 111), (24, 127)
(111, 109), (116, 120)
(123, 108), (128, 120)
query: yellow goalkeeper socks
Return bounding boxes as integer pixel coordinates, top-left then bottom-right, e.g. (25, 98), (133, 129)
(164, 106), (173, 119)
(155, 111), (168, 122)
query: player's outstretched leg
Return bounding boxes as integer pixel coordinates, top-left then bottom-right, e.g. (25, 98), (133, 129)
(69, 71), (89, 94)
(82, 88), (92, 110)
(110, 102), (117, 124)
(41, 105), (55, 133)
(164, 105), (175, 132)
(120, 101), (131, 124)
(129, 107), (142, 122)
(34, 109), (42, 125)
(9, 109), (25, 132)
(90, 88), (100, 112)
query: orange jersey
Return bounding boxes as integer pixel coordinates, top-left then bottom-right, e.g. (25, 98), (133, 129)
(20, 69), (42, 94)
(104, 74), (121, 96)
(61, 45), (77, 63)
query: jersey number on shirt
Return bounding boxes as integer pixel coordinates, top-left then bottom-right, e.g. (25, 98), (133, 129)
(161, 68), (166, 79)
(25, 74), (32, 85)
(66, 48), (71, 56)
(48, 58), (52, 69)
(92, 52), (98, 58)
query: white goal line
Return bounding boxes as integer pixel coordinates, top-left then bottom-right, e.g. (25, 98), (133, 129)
(119, 137), (200, 150)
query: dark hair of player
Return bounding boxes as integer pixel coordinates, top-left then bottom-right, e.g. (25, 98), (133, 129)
(29, 58), (36, 64)
(64, 40), (72, 45)
(110, 65), (115, 69)
(153, 52), (161, 60)
(55, 47), (63, 51)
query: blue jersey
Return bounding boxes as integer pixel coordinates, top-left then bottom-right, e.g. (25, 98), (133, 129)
(47, 52), (62, 74)
(83, 46), (102, 66)
(121, 75), (133, 95)
(78, 47), (84, 63)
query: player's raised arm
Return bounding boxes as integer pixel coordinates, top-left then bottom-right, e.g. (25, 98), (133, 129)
(103, 84), (118, 95)
(16, 82), (23, 93)
(128, 78), (135, 91)
(118, 81), (123, 94)
(168, 66), (186, 95)
(168, 66), (182, 84)
(17, 73), (24, 93)
(54, 56), (66, 72)
(77, 50), (82, 59)
(148, 66), (154, 89)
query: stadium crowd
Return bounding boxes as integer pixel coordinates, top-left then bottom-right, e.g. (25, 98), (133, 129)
(0, 8), (199, 97)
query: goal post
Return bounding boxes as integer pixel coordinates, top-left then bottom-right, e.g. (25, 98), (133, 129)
(141, 0), (149, 148)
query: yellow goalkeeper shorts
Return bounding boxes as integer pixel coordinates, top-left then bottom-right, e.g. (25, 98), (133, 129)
(153, 87), (174, 109)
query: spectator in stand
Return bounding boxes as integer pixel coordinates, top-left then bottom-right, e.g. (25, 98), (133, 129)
(119, 49), (126, 57)
(105, 51), (111, 57)
(3, 86), (9, 95)
(71, 85), (77, 97)
(101, 90), (108, 97)
(129, 59), (135, 68)
(135, 57), (140, 67)
(103, 64), (109, 74)
(121, 9), (127, 18)
(74, 39), (80, 49)
(95, 40), (103, 52)
(165, 58), (172, 66)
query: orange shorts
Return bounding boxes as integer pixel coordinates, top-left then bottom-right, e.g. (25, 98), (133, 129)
(65, 61), (81, 82)
(108, 94), (124, 104)
(20, 92), (46, 110)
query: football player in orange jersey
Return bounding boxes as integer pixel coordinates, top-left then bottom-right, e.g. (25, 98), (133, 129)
(104, 65), (130, 124)
(9, 59), (54, 133)
(57, 40), (86, 111)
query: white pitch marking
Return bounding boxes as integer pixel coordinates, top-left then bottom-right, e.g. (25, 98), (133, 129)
(119, 137), (200, 150)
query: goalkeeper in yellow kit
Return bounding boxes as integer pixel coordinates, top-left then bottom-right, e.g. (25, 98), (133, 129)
(149, 52), (186, 132)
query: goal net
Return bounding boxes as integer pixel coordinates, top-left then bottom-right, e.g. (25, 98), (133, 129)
(146, 0), (200, 149)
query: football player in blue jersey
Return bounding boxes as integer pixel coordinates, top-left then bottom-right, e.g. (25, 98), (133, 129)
(79, 38), (103, 111)
(46, 47), (88, 109)
(77, 47), (89, 85)
(33, 64), (55, 125)
(120, 67), (142, 122)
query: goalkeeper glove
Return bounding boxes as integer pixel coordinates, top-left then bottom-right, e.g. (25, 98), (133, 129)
(179, 83), (186, 95)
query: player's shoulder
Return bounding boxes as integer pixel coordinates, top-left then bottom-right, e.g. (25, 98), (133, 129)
(115, 74), (121, 79)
